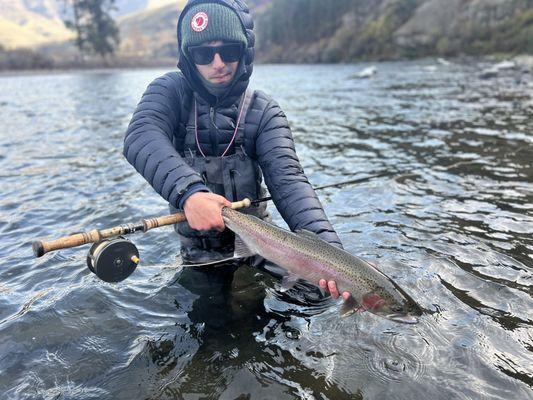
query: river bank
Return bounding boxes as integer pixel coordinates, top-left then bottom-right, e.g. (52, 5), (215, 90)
(1, 50), (532, 75)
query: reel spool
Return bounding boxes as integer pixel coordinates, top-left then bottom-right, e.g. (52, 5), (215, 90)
(87, 237), (139, 283)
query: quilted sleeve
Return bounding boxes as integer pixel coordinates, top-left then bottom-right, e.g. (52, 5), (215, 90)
(123, 72), (208, 209)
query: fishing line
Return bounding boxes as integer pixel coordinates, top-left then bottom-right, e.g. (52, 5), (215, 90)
(251, 170), (403, 205)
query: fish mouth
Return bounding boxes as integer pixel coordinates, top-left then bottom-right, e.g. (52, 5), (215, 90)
(386, 313), (419, 324)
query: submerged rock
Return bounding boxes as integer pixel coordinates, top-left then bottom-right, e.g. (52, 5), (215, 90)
(353, 66), (378, 79)
(493, 60), (517, 70)
(514, 55), (533, 72)
(437, 58), (452, 66)
(479, 68), (499, 79)
(479, 59), (521, 79)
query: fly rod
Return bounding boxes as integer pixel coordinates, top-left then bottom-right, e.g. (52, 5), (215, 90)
(32, 198), (252, 258)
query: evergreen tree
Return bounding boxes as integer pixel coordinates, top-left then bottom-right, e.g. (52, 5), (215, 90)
(63, 0), (120, 60)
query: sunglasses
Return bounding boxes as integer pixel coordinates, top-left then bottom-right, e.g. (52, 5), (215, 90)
(188, 43), (244, 65)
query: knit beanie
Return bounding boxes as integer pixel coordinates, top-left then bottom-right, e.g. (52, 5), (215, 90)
(180, 3), (247, 55)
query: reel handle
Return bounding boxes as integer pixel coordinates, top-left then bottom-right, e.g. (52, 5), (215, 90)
(32, 198), (252, 257)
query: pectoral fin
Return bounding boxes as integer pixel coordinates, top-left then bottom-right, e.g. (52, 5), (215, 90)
(233, 236), (256, 259)
(339, 295), (360, 317)
(280, 274), (300, 292)
(179, 236), (255, 267)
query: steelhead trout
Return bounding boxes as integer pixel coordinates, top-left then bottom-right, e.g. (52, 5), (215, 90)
(221, 207), (422, 324)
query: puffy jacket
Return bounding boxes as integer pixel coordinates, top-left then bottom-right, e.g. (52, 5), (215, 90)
(123, 0), (342, 247)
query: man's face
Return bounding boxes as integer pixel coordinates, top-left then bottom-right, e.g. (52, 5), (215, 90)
(191, 40), (240, 85)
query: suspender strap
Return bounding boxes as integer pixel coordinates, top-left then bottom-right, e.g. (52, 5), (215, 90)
(233, 88), (253, 150)
(185, 99), (199, 155)
(185, 89), (254, 157)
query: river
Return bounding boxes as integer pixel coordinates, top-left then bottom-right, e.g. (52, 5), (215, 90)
(0, 60), (531, 399)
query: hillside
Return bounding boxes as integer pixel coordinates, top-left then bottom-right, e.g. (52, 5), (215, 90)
(255, 0), (533, 62)
(0, 0), (179, 50)
(118, 0), (187, 59)
(1, 0), (531, 69)
(115, 0), (533, 62)
(0, 0), (72, 49)
(113, 0), (533, 62)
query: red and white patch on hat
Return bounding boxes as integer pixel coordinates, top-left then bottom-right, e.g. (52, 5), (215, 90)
(191, 12), (209, 32)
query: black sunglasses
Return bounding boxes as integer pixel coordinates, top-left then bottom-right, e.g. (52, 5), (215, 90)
(188, 43), (243, 65)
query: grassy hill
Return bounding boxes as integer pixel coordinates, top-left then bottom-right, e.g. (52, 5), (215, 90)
(0, 0), (72, 49)
(0, 0), (180, 50)
(118, 0), (187, 59)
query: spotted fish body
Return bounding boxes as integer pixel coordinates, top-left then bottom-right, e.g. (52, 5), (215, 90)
(222, 207), (421, 324)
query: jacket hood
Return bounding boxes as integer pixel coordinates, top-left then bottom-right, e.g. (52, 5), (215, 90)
(177, 0), (255, 106)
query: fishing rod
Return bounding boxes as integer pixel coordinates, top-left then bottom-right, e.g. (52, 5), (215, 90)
(31, 198), (251, 282)
(32, 172), (390, 282)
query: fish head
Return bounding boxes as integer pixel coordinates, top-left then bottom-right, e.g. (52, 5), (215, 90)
(361, 292), (422, 325)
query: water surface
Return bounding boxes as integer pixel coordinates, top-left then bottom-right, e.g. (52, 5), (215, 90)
(0, 61), (532, 399)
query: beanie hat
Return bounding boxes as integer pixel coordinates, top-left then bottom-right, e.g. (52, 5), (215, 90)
(180, 3), (247, 55)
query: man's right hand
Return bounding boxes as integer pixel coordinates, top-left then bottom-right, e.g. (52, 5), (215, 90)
(183, 192), (232, 231)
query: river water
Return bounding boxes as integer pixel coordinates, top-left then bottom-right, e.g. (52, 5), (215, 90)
(0, 61), (531, 399)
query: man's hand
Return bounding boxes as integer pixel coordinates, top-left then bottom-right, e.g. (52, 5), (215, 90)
(319, 279), (351, 301)
(183, 192), (232, 231)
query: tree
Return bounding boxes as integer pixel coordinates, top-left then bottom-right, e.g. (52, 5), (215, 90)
(63, 0), (120, 61)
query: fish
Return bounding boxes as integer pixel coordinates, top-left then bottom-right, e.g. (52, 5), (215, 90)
(196, 207), (422, 324)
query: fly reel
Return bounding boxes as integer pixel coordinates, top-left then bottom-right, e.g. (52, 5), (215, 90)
(86, 237), (139, 283)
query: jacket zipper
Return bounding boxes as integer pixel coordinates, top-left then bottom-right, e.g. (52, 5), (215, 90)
(229, 170), (238, 201)
(209, 107), (218, 155)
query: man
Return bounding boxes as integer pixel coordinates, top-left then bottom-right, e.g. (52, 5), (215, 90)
(123, 0), (348, 300)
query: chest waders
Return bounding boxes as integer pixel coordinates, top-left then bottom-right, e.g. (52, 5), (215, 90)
(172, 89), (269, 262)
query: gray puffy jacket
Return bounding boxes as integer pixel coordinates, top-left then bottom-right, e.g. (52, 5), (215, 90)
(123, 0), (341, 247)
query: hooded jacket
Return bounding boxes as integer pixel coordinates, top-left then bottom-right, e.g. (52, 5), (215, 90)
(123, 0), (342, 247)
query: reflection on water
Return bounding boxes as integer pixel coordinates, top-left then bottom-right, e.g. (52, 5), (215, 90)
(0, 61), (532, 399)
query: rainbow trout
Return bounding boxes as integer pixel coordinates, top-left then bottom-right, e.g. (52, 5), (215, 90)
(221, 207), (421, 324)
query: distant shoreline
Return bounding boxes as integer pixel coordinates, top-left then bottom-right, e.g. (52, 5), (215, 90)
(0, 51), (179, 75)
(0, 61), (177, 77)
(1, 54), (532, 76)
